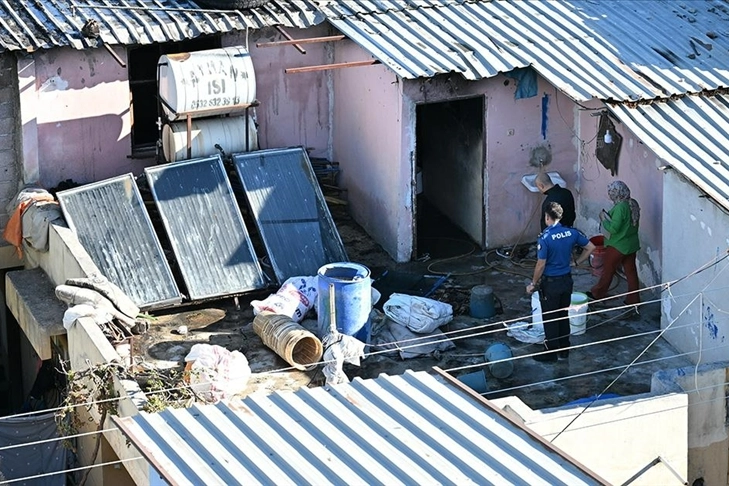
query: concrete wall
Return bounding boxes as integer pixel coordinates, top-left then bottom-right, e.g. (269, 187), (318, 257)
(653, 363), (729, 486)
(661, 169), (729, 364)
(331, 40), (409, 260)
(493, 392), (688, 486)
(18, 48), (143, 189)
(69, 317), (147, 485)
(16, 27), (331, 189)
(0, 52), (22, 230)
(402, 72), (579, 251)
(235, 25), (331, 160)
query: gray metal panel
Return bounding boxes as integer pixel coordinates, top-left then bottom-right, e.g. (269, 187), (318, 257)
(232, 147), (347, 283)
(56, 174), (182, 309)
(0, 0), (324, 53)
(145, 155), (265, 300)
(115, 370), (607, 486)
(322, 0), (729, 101)
(609, 94), (729, 213)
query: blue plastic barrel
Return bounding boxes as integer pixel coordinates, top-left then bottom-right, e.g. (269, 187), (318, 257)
(485, 342), (514, 379)
(458, 370), (489, 393)
(317, 262), (371, 341)
(470, 285), (496, 318)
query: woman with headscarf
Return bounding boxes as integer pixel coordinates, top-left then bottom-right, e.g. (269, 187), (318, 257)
(588, 180), (641, 305)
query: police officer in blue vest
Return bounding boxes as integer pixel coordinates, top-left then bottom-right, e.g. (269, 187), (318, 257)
(526, 202), (595, 362)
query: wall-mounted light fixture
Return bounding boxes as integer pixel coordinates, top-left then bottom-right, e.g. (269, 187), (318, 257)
(657, 164), (673, 171)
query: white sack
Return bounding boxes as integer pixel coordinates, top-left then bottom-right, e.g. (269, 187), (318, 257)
(383, 293), (453, 334)
(251, 276), (317, 322)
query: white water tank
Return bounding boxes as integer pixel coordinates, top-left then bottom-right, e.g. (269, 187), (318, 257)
(158, 46), (256, 121)
(162, 115), (259, 162)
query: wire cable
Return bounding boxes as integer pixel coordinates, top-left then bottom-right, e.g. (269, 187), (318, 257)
(550, 252), (729, 441)
(1, 251), (726, 425)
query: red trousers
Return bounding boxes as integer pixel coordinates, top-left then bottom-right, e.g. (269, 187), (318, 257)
(590, 246), (640, 305)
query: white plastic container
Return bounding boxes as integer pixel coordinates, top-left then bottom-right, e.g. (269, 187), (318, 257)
(162, 115), (258, 162)
(568, 292), (589, 335)
(158, 46), (256, 121)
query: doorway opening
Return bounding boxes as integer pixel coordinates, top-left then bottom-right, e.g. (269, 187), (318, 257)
(415, 96), (485, 259)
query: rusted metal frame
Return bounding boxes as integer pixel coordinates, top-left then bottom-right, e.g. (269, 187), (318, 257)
(257, 34), (346, 48)
(274, 25), (306, 54)
(285, 59), (380, 74)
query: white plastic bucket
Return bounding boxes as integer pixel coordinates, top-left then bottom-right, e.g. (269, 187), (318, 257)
(158, 46), (256, 121)
(162, 115), (258, 162)
(569, 292), (589, 335)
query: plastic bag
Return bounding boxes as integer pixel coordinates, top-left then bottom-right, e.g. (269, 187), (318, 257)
(531, 292), (543, 326)
(184, 344), (251, 403)
(383, 293), (453, 334)
(251, 276), (317, 322)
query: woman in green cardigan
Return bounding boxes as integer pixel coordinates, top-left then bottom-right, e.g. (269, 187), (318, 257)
(589, 180), (641, 305)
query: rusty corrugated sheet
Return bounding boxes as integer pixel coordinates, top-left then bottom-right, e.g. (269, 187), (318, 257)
(322, 0), (729, 101)
(0, 0), (324, 53)
(56, 173), (182, 309)
(145, 155), (266, 300)
(114, 370), (608, 485)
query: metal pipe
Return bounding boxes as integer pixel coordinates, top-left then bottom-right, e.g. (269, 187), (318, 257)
(275, 25), (306, 54)
(257, 35), (346, 48)
(285, 59), (380, 74)
(186, 114), (192, 160)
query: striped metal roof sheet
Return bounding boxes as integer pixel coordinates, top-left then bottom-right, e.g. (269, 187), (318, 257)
(114, 370), (608, 485)
(0, 0), (324, 53)
(609, 94), (729, 212)
(321, 0), (729, 102)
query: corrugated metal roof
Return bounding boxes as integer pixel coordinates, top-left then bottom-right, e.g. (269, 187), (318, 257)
(322, 0), (729, 102)
(114, 370), (608, 486)
(0, 0), (324, 53)
(609, 94), (729, 212)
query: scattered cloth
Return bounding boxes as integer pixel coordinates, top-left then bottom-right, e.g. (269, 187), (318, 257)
(65, 275), (139, 320)
(504, 321), (545, 344)
(3, 187), (56, 258)
(372, 318), (455, 360)
(321, 331), (365, 385)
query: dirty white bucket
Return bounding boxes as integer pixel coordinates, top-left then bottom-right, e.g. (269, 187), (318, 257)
(568, 292), (589, 335)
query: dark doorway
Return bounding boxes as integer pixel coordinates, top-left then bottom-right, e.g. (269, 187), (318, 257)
(415, 96), (485, 258)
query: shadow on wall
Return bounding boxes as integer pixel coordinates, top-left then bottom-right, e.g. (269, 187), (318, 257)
(34, 113), (146, 188)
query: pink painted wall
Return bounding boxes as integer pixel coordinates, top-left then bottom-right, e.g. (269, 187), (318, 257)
(19, 28), (332, 190)
(20, 47), (144, 189)
(401, 72), (579, 250)
(331, 41), (410, 261)
(229, 26), (331, 159)
(575, 105), (663, 287)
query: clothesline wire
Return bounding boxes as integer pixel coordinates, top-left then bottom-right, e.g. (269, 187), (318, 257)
(0, 250), (724, 432)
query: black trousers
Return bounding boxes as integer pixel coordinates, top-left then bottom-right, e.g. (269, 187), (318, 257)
(540, 274), (573, 351)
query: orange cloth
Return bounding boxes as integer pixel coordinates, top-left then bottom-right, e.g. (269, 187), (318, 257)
(3, 194), (56, 258)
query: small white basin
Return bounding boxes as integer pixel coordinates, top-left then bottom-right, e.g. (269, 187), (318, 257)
(521, 171), (566, 192)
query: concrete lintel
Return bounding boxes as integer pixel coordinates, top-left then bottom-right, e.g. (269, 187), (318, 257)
(6, 267), (67, 359)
